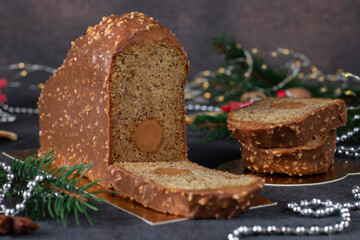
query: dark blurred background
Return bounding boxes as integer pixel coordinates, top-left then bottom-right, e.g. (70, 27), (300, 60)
(0, 0), (359, 81)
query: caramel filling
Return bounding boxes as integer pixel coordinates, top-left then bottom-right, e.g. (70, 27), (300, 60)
(133, 119), (163, 152)
(271, 102), (306, 109)
(155, 168), (191, 176)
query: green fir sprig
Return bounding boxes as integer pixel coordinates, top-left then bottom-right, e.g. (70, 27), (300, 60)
(190, 113), (229, 141)
(1, 149), (112, 227)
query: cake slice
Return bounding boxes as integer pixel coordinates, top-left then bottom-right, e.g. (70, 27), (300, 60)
(109, 161), (264, 218)
(240, 130), (336, 176)
(227, 98), (347, 148)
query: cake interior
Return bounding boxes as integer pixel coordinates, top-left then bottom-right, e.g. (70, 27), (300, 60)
(109, 41), (187, 164)
(117, 161), (259, 190)
(231, 98), (336, 123)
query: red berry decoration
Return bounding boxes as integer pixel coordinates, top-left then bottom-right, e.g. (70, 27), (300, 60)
(276, 89), (287, 98)
(0, 78), (8, 103)
(221, 100), (254, 112)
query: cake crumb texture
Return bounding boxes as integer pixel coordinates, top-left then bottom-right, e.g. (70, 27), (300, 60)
(109, 42), (188, 163)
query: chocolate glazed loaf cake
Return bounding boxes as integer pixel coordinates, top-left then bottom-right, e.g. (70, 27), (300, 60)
(38, 12), (264, 218)
(38, 12), (189, 185)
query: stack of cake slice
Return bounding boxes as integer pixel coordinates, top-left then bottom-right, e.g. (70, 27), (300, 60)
(227, 98), (347, 176)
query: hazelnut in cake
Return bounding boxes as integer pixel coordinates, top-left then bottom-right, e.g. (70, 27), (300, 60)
(38, 12), (264, 218)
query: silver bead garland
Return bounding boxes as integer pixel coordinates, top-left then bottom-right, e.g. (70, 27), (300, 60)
(0, 62), (55, 123)
(0, 162), (44, 216)
(1, 103), (39, 115)
(0, 108), (16, 123)
(228, 185), (360, 239)
(185, 104), (221, 112)
(335, 145), (360, 159)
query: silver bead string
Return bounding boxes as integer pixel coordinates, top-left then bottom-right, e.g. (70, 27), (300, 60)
(335, 106), (360, 158)
(228, 185), (360, 239)
(335, 145), (360, 159)
(0, 101), (39, 124)
(336, 126), (360, 143)
(185, 104), (221, 112)
(0, 108), (16, 122)
(1, 103), (39, 115)
(0, 162), (44, 216)
(0, 62), (54, 122)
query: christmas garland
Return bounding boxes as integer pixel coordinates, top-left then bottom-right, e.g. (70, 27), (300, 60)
(0, 150), (113, 234)
(186, 35), (360, 144)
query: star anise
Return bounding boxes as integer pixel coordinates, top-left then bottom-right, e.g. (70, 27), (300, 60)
(0, 215), (40, 235)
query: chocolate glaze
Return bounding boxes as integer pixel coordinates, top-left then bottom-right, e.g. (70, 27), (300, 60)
(241, 130), (337, 176)
(38, 12), (188, 186)
(109, 163), (264, 218)
(227, 98), (347, 148)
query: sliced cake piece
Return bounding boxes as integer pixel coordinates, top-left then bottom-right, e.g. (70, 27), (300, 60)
(109, 160), (264, 218)
(227, 98), (347, 148)
(241, 130), (336, 176)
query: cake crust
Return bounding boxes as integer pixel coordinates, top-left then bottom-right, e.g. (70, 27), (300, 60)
(227, 98), (347, 148)
(241, 130), (337, 176)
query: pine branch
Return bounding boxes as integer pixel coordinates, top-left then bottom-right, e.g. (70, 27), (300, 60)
(189, 113), (230, 141)
(0, 150), (114, 227)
